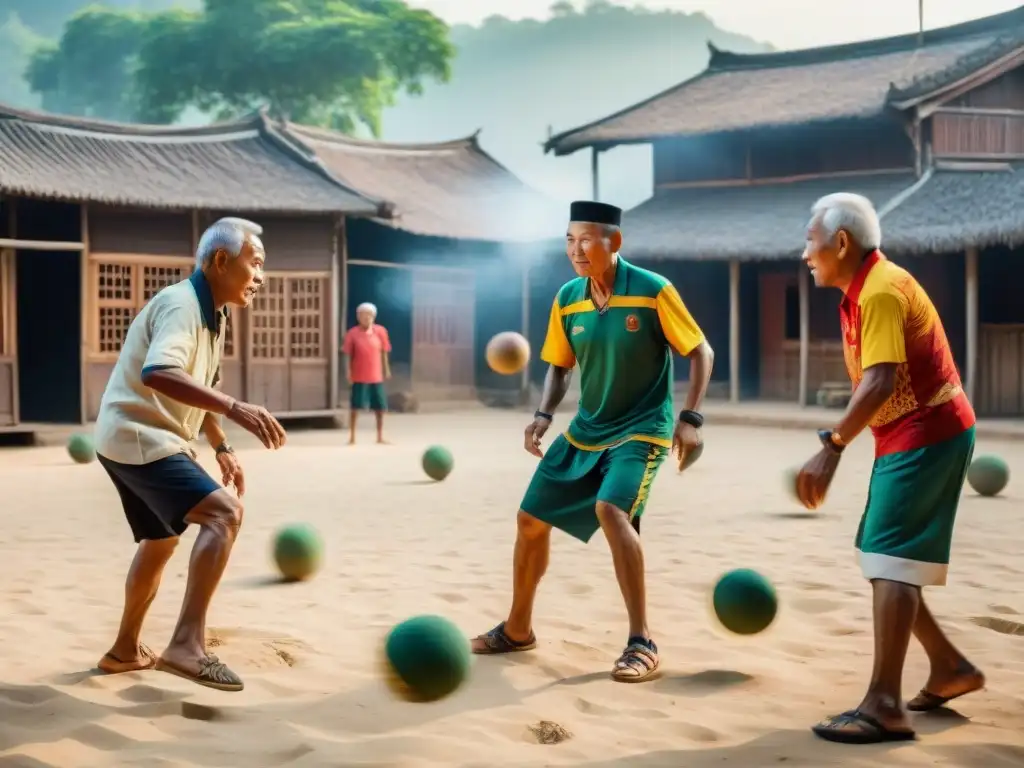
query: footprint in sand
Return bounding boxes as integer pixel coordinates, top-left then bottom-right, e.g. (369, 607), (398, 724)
(574, 697), (616, 716)
(988, 604), (1020, 616)
(435, 592), (468, 604)
(205, 627), (312, 670)
(791, 597), (841, 615)
(970, 616), (1024, 636)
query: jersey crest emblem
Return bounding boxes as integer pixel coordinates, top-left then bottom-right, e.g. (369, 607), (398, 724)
(625, 314), (639, 332)
(571, 325), (585, 336)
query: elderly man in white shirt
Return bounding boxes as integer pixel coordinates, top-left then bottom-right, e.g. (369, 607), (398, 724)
(93, 217), (286, 692)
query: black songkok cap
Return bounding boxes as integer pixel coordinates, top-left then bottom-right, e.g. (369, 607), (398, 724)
(569, 200), (621, 226)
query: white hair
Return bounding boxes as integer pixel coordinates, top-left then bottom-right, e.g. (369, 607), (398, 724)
(356, 302), (377, 317)
(195, 217), (264, 270)
(810, 193), (882, 251)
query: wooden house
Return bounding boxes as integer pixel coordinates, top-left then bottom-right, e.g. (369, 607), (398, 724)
(0, 105), (384, 431)
(544, 7), (1024, 416)
(280, 124), (563, 402)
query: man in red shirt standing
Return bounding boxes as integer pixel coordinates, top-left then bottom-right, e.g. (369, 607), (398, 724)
(798, 193), (982, 745)
(342, 302), (391, 444)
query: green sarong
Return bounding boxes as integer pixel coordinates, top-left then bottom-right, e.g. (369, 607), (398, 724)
(856, 426), (975, 586)
(520, 435), (667, 543)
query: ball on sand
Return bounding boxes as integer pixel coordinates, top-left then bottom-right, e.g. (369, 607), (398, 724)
(382, 615), (470, 702)
(485, 331), (531, 375)
(422, 445), (453, 481)
(272, 523), (322, 581)
(67, 433), (96, 464)
(712, 568), (778, 636)
(967, 454), (1009, 497)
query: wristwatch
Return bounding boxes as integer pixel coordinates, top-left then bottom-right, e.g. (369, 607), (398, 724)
(678, 409), (704, 428)
(215, 441), (235, 456)
(818, 429), (846, 455)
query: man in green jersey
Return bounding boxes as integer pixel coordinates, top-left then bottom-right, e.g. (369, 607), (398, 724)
(471, 200), (714, 682)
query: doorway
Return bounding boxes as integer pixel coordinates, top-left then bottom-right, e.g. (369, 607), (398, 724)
(16, 250), (81, 423)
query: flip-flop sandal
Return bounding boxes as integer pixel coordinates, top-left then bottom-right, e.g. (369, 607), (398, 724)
(97, 644), (157, 673)
(155, 654), (244, 692)
(471, 622), (537, 655)
(611, 638), (660, 683)
(907, 684), (982, 712)
(811, 710), (916, 744)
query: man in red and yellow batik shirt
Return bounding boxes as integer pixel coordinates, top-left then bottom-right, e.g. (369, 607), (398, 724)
(797, 193), (984, 746)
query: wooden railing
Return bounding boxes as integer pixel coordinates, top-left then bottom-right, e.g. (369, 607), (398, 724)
(931, 108), (1024, 159)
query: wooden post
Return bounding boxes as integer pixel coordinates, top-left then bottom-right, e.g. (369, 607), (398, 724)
(521, 260), (530, 395)
(798, 264), (810, 407)
(591, 148), (600, 200)
(191, 210), (200, 259)
(7, 200), (18, 425)
(965, 247), (979, 404)
(328, 215), (341, 410)
(729, 259), (740, 403)
(339, 216), (349, 404)
(79, 204), (90, 424)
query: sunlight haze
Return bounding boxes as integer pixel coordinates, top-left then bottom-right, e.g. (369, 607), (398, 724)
(410, 0), (1022, 49)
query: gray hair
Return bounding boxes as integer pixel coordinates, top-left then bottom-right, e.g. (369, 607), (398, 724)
(809, 193), (881, 251)
(356, 302), (377, 317)
(195, 217), (264, 270)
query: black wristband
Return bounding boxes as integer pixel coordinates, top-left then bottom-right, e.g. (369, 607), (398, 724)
(215, 441), (234, 455)
(534, 410), (553, 422)
(817, 429), (845, 455)
(678, 409), (703, 428)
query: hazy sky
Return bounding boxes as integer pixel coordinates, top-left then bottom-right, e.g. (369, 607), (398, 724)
(409, 0), (1022, 49)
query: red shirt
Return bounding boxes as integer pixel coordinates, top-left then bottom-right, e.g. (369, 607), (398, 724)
(839, 251), (974, 457)
(343, 325), (391, 384)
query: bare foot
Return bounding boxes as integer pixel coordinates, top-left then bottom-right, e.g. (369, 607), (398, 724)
(347, 437), (356, 445)
(97, 643), (157, 674)
(908, 663), (985, 711)
(155, 645), (243, 691)
(377, 438), (390, 444)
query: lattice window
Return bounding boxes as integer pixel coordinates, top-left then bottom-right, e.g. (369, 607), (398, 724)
(96, 262), (136, 354)
(142, 264), (190, 302)
(90, 257), (196, 356)
(223, 311), (236, 357)
(289, 278), (324, 359)
(251, 276), (287, 359)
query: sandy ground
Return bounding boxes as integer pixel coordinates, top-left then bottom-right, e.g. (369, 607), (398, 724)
(0, 409), (1022, 767)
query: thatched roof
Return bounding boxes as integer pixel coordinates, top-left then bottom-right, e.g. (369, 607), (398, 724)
(545, 8), (1024, 156)
(622, 173), (915, 261)
(882, 163), (1024, 254)
(0, 105), (381, 215)
(283, 123), (564, 242)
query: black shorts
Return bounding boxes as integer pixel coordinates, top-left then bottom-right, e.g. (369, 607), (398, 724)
(98, 452), (221, 542)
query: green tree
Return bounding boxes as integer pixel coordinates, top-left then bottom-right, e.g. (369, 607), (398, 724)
(25, 0), (452, 133)
(0, 12), (45, 109)
(25, 6), (147, 121)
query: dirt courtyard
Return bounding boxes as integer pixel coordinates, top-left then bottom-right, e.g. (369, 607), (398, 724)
(0, 408), (1022, 767)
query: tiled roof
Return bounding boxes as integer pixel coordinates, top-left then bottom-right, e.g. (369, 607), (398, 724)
(284, 123), (563, 242)
(546, 8), (1024, 155)
(882, 163), (1024, 253)
(623, 173), (916, 261)
(0, 105), (380, 215)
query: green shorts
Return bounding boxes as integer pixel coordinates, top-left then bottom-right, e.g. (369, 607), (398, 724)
(520, 435), (668, 543)
(350, 382), (387, 411)
(856, 426), (975, 587)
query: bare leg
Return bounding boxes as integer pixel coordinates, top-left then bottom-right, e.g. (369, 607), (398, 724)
(595, 502), (649, 640)
(98, 537), (178, 673)
(375, 410), (386, 443)
(348, 410), (357, 444)
(157, 489), (243, 689)
(908, 596), (985, 709)
(814, 579), (918, 740)
(471, 511), (549, 651)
